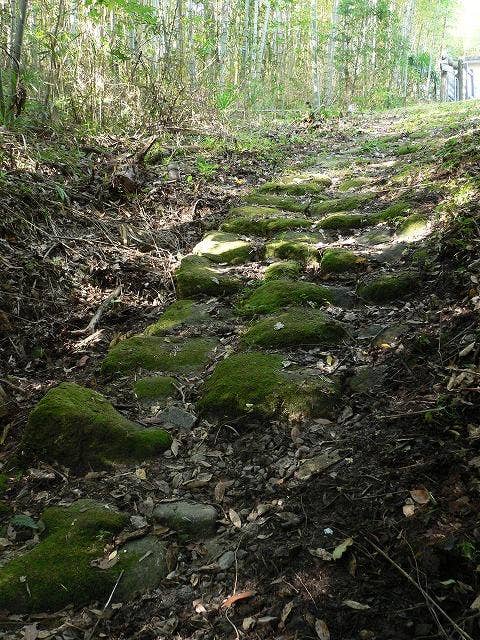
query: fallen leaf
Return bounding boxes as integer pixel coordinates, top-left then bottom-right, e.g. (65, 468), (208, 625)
(183, 472), (213, 488)
(171, 439), (179, 456)
(470, 594), (480, 610)
(193, 599), (207, 615)
(459, 342), (475, 357)
(22, 623), (38, 640)
(343, 600), (370, 610)
(410, 487), (430, 505)
(403, 503), (415, 517)
(135, 468), (147, 480)
(243, 616), (256, 631)
(280, 600), (295, 627)
(274, 322), (285, 330)
(308, 547), (333, 561)
(332, 537), (353, 560)
(315, 619), (330, 640)
(229, 508), (242, 528)
(221, 590), (255, 609)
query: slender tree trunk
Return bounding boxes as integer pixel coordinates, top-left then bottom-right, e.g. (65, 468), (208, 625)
(8, 0), (28, 116)
(326, 0), (339, 105)
(310, 0), (321, 108)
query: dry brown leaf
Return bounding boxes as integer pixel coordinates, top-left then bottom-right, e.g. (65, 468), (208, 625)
(229, 508), (242, 528)
(315, 619), (330, 640)
(221, 590), (256, 609)
(343, 600), (370, 610)
(403, 503), (415, 517)
(410, 487), (430, 505)
(280, 600), (295, 627)
(135, 468), (147, 480)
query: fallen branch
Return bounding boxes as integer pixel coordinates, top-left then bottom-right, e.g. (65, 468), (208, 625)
(367, 538), (474, 640)
(72, 286), (122, 335)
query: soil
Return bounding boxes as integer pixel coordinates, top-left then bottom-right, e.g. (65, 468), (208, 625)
(1, 103), (480, 640)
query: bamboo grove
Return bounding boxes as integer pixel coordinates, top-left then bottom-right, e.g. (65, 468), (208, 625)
(0, 0), (462, 128)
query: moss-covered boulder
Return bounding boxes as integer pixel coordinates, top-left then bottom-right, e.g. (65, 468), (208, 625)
(145, 299), (210, 336)
(242, 308), (347, 348)
(238, 280), (335, 316)
(372, 200), (412, 222)
(134, 376), (177, 400)
(0, 500), (168, 613)
(243, 193), (307, 213)
(396, 213), (429, 240)
(175, 255), (241, 298)
(265, 231), (324, 263)
(258, 174), (332, 196)
(395, 144), (420, 156)
(22, 383), (171, 468)
(310, 194), (373, 216)
(264, 260), (302, 281)
(199, 352), (338, 421)
(192, 231), (253, 264)
(320, 248), (365, 274)
(102, 336), (217, 375)
(221, 206), (311, 236)
(357, 272), (418, 302)
(316, 212), (373, 230)
(338, 177), (370, 191)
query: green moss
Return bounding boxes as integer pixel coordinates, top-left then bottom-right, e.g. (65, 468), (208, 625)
(101, 336), (217, 375)
(258, 174), (332, 195)
(264, 260), (302, 281)
(242, 308), (346, 347)
(175, 255), (241, 298)
(145, 300), (209, 336)
(320, 248), (365, 274)
(316, 212), (371, 230)
(238, 280), (334, 316)
(265, 231), (321, 262)
(372, 200), (412, 221)
(310, 194), (373, 216)
(199, 352), (338, 420)
(243, 193), (307, 213)
(134, 376), (177, 400)
(221, 206), (311, 235)
(192, 231), (253, 264)
(396, 144), (420, 156)
(22, 383), (172, 468)
(338, 177), (369, 191)
(0, 500), (130, 613)
(357, 272), (418, 302)
(396, 213), (429, 239)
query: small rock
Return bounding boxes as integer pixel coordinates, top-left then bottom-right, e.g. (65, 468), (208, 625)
(130, 515), (148, 529)
(295, 451), (341, 480)
(158, 407), (197, 430)
(218, 550), (235, 570)
(153, 501), (217, 538)
(348, 365), (387, 393)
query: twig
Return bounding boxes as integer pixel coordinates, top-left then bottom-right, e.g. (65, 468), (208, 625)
(85, 570), (124, 640)
(367, 539), (474, 640)
(72, 286), (122, 335)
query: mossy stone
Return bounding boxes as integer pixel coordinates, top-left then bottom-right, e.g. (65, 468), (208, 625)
(243, 193), (307, 213)
(134, 376), (177, 400)
(22, 383), (172, 468)
(102, 336), (217, 375)
(357, 272), (417, 302)
(396, 213), (429, 240)
(264, 261), (302, 281)
(265, 231), (324, 263)
(372, 200), (412, 222)
(238, 280), (334, 316)
(320, 248), (365, 274)
(258, 174), (332, 196)
(0, 500), (168, 613)
(192, 231), (253, 265)
(145, 300), (209, 336)
(153, 501), (217, 538)
(338, 177), (369, 191)
(242, 308), (347, 347)
(221, 206), (311, 236)
(175, 255), (241, 298)
(396, 144), (420, 155)
(199, 352), (338, 421)
(310, 194), (373, 216)
(316, 212), (371, 230)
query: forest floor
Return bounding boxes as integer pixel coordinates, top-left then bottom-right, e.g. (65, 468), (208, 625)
(1, 100), (480, 640)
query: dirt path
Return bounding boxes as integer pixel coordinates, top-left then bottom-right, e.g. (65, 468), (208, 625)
(2, 103), (480, 640)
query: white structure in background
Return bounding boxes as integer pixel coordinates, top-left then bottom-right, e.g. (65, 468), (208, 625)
(440, 55), (476, 101)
